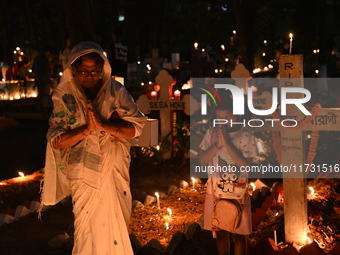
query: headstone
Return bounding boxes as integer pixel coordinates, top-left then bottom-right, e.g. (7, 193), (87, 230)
(29, 201), (41, 212)
(130, 233), (143, 252)
(231, 63), (251, 92)
(0, 214), (15, 225)
(166, 232), (187, 254)
(185, 222), (201, 239)
(144, 239), (166, 255)
(143, 195), (157, 206)
(179, 180), (189, 189)
(132, 200), (145, 210)
(167, 185), (180, 196)
(48, 232), (71, 249)
(14, 205), (31, 218)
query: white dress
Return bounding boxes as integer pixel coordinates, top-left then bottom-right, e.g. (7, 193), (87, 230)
(41, 41), (147, 254)
(199, 127), (258, 235)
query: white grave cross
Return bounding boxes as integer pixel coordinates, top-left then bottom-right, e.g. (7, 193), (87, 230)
(136, 70), (199, 157)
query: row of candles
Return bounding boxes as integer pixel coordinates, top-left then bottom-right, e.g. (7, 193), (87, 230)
(150, 90), (181, 100)
(154, 177), (197, 231)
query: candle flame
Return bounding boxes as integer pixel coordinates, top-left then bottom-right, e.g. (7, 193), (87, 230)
(308, 186), (314, 195)
(155, 192), (159, 198)
(289, 33), (293, 39)
(306, 236), (312, 244)
(18, 172), (25, 178)
(191, 177), (196, 184)
(256, 141), (265, 154)
(275, 212), (279, 216)
(167, 208), (172, 216)
(165, 222), (169, 230)
(250, 182), (256, 191)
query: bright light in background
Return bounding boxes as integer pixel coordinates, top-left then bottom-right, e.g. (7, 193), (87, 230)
(194, 42), (198, 49)
(264, 40), (267, 44)
(137, 61), (141, 64)
(16, 47), (20, 51)
(59, 72), (63, 76)
(253, 68), (261, 74)
(250, 182), (256, 191)
(202, 48), (205, 52)
(13, 51), (17, 54)
(141, 82), (144, 86)
(308, 186), (314, 195)
(233, 30), (236, 34)
(221, 45), (225, 50)
(181, 80), (192, 90)
(148, 81), (152, 84)
(315, 70), (319, 74)
(18, 172), (24, 177)
(268, 64), (273, 69)
(146, 64), (151, 70)
(118, 15), (125, 21)
(29, 69), (32, 73)
(313, 49), (317, 54)
(262, 53), (266, 56)
(215, 69), (218, 74)
(225, 58), (229, 62)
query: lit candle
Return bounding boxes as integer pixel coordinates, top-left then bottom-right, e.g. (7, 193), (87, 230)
(191, 177), (196, 189)
(250, 182), (256, 191)
(194, 42), (198, 50)
(289, 33), (293, 54)
(151, 91), (157, 100)
(256, 141), (264, 154)
(174, 90), (181, 100)
(250, 85), (257, 96)
(167, 208), (172, 217)
(155, 192), (160, 209)
(308, 186), (314, 195)
(165, 222), (169, 230)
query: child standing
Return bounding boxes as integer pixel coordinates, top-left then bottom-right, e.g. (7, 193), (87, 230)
(198, 96), (258, 255)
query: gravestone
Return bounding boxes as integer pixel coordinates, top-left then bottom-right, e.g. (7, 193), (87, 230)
(250, 54), (340, 245)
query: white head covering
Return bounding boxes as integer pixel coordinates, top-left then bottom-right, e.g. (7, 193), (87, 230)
(61, 41), (111, 85)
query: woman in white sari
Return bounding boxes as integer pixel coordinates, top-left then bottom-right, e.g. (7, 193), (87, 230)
(40, 41), (147, 254)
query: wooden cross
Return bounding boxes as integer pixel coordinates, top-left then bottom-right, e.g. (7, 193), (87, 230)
(251, 54), (340, 246)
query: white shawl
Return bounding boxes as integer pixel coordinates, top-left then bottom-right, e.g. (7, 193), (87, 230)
(40, 41), (147, 207)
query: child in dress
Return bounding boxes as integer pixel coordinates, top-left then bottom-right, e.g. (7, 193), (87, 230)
(198, 94), (258, 255)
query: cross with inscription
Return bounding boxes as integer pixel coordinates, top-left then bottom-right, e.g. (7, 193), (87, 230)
(136, 70), (199, 157)
(249, 54), (340, 246)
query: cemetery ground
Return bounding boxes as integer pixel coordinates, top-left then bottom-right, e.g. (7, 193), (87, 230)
(1, 117), (340, 254)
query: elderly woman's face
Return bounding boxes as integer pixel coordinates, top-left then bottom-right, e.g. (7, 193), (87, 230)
(73, 56), (102, 89)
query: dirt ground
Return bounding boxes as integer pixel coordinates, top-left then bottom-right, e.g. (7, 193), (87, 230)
(0, 117), (194, 255)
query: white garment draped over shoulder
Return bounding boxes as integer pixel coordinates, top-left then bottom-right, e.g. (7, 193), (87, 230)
(40, 41), (147, 255)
